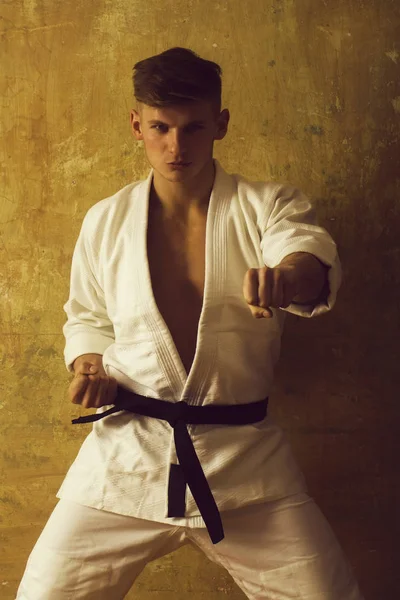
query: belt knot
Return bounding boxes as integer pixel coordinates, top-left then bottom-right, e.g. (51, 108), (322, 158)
(168, 400), (189, 427)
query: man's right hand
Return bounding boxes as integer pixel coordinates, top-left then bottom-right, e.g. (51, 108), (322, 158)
(68, 354), (118, 409)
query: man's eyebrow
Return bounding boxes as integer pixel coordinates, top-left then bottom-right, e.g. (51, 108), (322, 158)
(148, 119), (205, 126)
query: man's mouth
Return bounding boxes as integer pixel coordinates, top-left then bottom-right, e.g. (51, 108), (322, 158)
(168, 162), (191, 168)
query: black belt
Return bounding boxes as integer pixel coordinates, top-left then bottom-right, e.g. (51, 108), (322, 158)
(71, 388), (268, 544)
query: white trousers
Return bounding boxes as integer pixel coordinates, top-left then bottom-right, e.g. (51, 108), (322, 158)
(16, 492), (364, 600)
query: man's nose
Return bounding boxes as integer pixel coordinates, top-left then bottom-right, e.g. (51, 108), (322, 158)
(168, 130), (187, 154)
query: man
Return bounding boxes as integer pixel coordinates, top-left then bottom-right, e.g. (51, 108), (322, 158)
(17, 47), (364, 599)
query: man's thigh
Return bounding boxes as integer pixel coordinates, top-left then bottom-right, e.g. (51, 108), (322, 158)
(16, 499), (187, 600)
(190, 493), (365, 600)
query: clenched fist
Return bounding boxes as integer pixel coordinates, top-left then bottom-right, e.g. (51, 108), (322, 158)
(69, 355), (118, 409)
(243, 265), (299, 319)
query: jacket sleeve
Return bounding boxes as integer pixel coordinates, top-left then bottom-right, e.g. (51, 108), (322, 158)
(260, 184), (342, 318)
(62, 211), (115, 372)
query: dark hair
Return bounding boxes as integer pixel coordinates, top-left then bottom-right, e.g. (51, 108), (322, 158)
(132, 47), (222, 116)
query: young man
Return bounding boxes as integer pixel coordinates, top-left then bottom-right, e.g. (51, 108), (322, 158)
(17, 47), (364, 599)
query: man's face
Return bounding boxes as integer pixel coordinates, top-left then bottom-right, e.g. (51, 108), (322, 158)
(130, 101), (229, 182)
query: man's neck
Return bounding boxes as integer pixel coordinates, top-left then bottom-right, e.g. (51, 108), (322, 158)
(150, 160), (215, 221)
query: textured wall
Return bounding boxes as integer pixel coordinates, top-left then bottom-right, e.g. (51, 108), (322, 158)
(1, 1), (399, 598)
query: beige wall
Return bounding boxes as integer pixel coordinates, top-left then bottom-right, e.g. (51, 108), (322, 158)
(1, 1), (399, 598)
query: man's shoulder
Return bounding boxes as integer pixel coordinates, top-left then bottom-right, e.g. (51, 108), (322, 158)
(229, 169), (298, 224)
(82, 177), (147, 232)
(76, 178), (146, 247)
(223, 166), (309, 234)
(234, 170), (295, 200)
(87, 181), (140, 219)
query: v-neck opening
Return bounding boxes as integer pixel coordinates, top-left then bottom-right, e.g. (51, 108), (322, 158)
(138, 159), (230, 402)
(143, 169), (214, 384)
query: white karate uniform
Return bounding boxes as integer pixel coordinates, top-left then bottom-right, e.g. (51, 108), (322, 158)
(57, 157), (342, 526)
(17, 158), (364, 599)
(16, 495), (363, 600)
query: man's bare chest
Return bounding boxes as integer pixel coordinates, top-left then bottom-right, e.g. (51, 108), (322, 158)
(146, 208), (207, 374)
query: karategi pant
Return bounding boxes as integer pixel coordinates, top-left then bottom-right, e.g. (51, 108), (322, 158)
(16, 491), (364, 600)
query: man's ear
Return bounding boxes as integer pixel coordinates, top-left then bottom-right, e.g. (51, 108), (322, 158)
(130, 109), (143, 140)
(214, 108), (230, 141)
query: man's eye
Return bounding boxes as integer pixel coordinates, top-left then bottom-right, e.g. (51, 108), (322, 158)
(151, 125), (203, 133)
(185, 125), (204, 132)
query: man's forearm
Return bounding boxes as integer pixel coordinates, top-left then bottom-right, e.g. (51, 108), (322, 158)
(279, 252), (329, 304)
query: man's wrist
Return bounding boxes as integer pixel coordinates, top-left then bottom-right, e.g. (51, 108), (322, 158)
(72, 353), (103, 373)
(279, 252), (329, 304)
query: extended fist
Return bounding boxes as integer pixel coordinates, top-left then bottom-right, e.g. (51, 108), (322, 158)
(243, 265), (298, 319)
